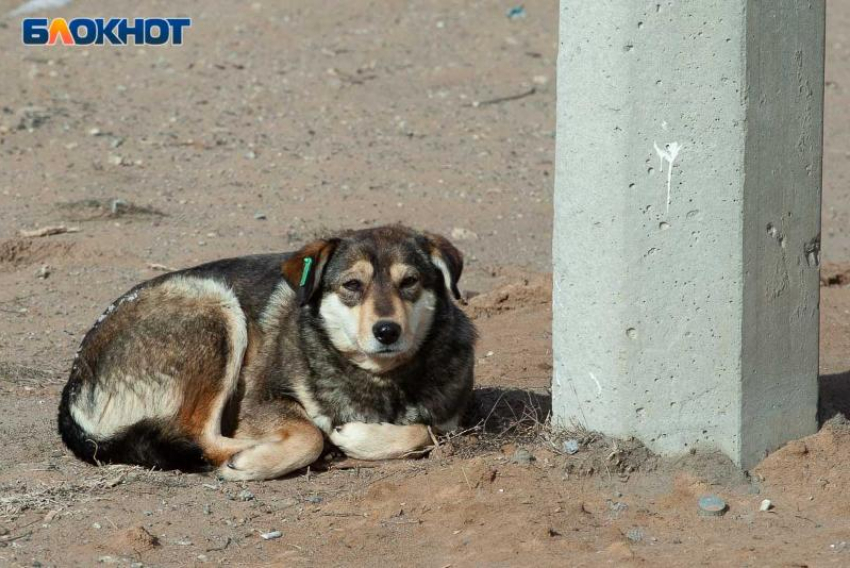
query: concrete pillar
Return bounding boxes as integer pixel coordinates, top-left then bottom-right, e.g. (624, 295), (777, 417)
(552, 0), (824, 469)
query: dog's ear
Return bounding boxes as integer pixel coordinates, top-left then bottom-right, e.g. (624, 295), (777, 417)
(281, 238), (339, 305)
(423, 232), (464, 300)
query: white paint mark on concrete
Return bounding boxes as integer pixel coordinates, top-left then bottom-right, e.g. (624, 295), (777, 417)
(8, 0), (72, 17)
(588, 372), (602, 396)
(654, 141), (682, 214)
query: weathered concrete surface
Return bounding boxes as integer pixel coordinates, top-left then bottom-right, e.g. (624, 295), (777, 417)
(552, 0), (824, 469)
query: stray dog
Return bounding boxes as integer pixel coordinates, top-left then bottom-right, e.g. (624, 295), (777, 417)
(57, 226), (476, 480)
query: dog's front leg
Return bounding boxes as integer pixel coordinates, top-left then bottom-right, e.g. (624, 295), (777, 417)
(330, 422), (432, 460)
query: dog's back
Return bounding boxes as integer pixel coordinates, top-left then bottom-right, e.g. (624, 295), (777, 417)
(57, 254), (288, 470)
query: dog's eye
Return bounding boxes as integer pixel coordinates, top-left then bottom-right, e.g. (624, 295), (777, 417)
(342, 279), (363, 293)
(399, 276), (419, 289)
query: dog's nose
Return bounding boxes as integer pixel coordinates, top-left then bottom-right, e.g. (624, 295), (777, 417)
(372, 321), (402, 345)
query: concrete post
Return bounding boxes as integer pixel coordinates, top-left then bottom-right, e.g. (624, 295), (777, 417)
(552, 0), (824, 469)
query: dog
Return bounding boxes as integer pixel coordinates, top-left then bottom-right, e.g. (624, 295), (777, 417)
(57, 225), (476, 480)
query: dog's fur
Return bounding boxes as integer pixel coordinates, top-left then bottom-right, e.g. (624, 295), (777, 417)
(57, 226), (476, 480)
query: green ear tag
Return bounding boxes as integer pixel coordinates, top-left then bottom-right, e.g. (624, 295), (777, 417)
(299, 257), (313, 287)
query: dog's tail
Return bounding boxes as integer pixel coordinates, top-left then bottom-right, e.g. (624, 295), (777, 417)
(58, 373), (208, 472)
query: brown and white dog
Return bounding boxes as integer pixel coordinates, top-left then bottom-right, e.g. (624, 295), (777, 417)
(58, 226), (476, 480)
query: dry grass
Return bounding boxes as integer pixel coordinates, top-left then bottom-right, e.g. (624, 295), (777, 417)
(0, 361), (63, 390)
(0, 464), (196, 522)
(430, 386), (658, 480)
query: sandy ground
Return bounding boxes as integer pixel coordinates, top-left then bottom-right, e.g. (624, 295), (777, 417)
(1, 0), (850, 566)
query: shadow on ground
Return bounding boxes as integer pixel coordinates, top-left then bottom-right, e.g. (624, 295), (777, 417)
(476, 376), (850, 431)
(466, 385), (552, 435)
(820, 371), (850, 424)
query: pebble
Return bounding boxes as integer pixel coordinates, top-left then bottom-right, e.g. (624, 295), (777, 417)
(260, 530), (282, 540)
(92, 522), (102, 529)
(608, 501), (628, 514)
(450, 227), (478, 241)
(506, 5), (527, 19)
(563, 439), (580, 455)
(36, 265), (51, 279)
(511, 448), (534, 465)
(759, 499), (773, 512)
(626, 528), (644, 543)
(245, 150), (257, 160)
(254, 212), (267, 220)
(698, 495), (728, 517)
(237, 489), (255, 502)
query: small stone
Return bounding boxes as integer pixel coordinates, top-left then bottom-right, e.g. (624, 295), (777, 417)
(450, 227), (478, 241)
(92, 522), (102, 529)
(563, 439), (580, 455)
(245, 150), (257, 160)
(506, 5), (527, 19)
(511, 448), (534, 465)
(759, 499), (773, 512)
(698, 495), (728, 517)
(260, 530), (282, 540)
(485, 351), (495, 357)
(88, 127), (102, 136)
(36, 265), (51, 279)
(609, 501), (628, 514)
(107, 154), (124, 166)
(98, 556), (117, 564)
(304, 496), (322, 504)
(237, 489), (255, 502)
(253, 212), (267, 220)
(626, 528), (644, 542)
(203, 504), (212, 515)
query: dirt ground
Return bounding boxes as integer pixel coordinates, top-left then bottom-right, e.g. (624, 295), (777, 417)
(1, 0), (850, 566)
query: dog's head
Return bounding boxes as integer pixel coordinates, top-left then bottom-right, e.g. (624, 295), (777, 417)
(281, 225), (464, 374)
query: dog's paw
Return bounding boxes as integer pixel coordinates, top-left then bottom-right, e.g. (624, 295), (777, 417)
(217, 432), (324, 481)
(216, 446), (270, 482)
(330, 422), (429, 460)
(216, 442), (295, 482)
(330, 422), (384, 460)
